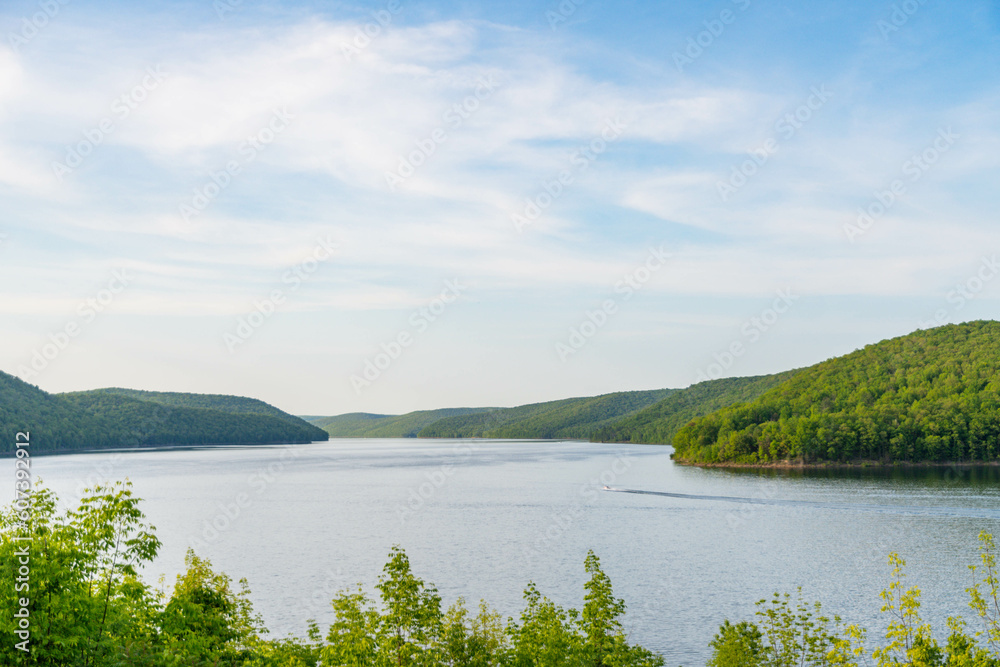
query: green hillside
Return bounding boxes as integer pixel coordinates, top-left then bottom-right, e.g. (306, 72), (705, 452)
(82, 387), (310, 429)
(309, 412), (390, 430)
(417, 389), (675, 439)
(315, 408), (493, 438)
(0, 372), (111, 453)
(591, 372), (799, 445)
(0, 372), (328, 454)
(672, 321), (1000, 465)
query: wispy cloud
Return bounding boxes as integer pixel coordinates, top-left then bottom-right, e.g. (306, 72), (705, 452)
(0, 1), (997, 412)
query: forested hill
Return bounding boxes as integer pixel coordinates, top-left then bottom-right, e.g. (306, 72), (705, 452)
(313, 383), (794, 442)
(74, 388), (310, 428)
(0, 372), (328, 454)
(310, 408), (493, 438)
(590, 372), (800, 445)
(308, 389), (678, 440)
(417, 389), (675, 439)
(671, 321), (1000, 465)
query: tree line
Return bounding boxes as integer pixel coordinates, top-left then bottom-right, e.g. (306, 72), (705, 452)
(706, 533), (1000, 666)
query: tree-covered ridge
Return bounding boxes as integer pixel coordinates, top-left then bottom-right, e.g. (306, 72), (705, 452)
(307, 411), (391, 430)
(62, 392), (329, 449)
(0, 371), (328, 454)
(591, 373), (799, 445)
(309, 390), (676, 440)
(416, 389), (676, 439)
(81, 388), (309, 427)
(311, 408), (494, 438)
(672, 321), (1000, 465)
(0, 371), (112, 454)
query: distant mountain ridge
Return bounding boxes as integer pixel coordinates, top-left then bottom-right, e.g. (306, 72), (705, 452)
(1, 373), (328, 454)
(591, 372), (800, 445)
(418, 389), (676, 439)
(310, 382), (798, 444)
(310, 408), (493, 438)
(310, 321), (1000, 467)
(12, 321), (997, 465)
(311, 388), (687, 441)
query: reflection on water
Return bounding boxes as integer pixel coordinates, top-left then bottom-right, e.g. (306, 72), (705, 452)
(722, 463), (1000, 486)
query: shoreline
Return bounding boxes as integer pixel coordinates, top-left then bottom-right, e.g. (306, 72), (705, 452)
(0, 438), (327, 459)
(672, 458), (1000, 470)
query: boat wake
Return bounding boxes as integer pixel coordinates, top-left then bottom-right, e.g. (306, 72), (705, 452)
(601, 487), (1000, 519)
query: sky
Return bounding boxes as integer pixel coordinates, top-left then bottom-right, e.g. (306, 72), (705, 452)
(0, 0), (998, 416)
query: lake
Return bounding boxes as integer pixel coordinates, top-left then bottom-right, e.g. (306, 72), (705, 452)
(16, 439), (1000, 666)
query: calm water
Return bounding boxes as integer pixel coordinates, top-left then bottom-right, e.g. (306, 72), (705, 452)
(15, 440), (1000, 666)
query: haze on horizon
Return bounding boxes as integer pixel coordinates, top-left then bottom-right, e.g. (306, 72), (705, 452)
(0, 0), (997, 416)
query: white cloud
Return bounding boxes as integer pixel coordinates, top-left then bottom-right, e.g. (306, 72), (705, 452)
(1, 9), (998, 413)
(0, 46), (20, 99)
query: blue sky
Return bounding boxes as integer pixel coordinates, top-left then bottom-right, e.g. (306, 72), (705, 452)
(0, 0), (997, 415)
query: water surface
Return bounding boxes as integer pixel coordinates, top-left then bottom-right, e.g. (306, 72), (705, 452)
(18, 440), (1000, 666)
